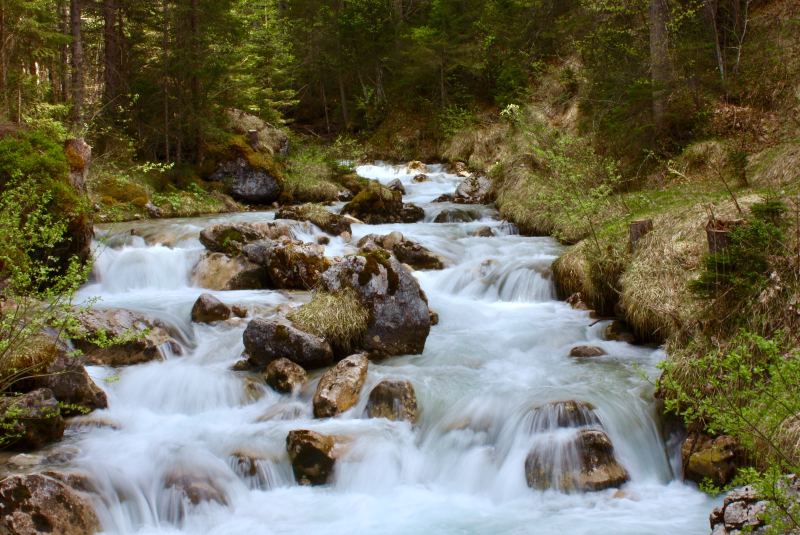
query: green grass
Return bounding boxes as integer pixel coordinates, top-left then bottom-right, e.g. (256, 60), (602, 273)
(288, 289), (369, 354)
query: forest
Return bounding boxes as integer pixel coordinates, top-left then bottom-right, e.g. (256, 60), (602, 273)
(1, 0), (800, 534)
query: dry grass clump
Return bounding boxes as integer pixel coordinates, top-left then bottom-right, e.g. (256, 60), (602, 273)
(442, 122), (512, 170)
(749, 143), (800, 188)
(0, 334), (59, 390)
(288, 289), (369, 354)
(551, 241), (591, 300)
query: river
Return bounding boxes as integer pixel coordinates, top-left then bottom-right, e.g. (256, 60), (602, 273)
(69, 162), (716, 534)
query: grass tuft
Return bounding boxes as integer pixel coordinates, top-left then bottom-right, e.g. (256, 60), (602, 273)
(288, 289), (369, 354)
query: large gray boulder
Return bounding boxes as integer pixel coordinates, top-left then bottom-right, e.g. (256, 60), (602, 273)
(313, 354), (368, 418)
(0, 473), (99, 535)
(342, 181), (424, 224)
(243, 318), (334, 370)
(74, 308), (180, 366)
(321, 252), (431, 356)
(242, 238), (330, 290)
(199, 222), (292, 255)
(454, 174), (492, 203)
(191, 253), (267, 291)
(358, 232), (444, 271)
(211, 158), (282, 205)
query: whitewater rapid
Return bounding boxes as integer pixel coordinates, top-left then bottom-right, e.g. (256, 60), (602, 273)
(64, 163), (716, 534)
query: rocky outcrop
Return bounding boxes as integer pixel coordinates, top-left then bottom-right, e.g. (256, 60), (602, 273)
(0, 389), (65, 450)
(242, 238), (330, 290)
(74, 308), (180, 366)
(0, 473), (99, 535)
(569, 346), (606, 358)
(276, 204), (352, 236)
(211, 157), (282, 205)
(358, 232), (445, 271)
(433, 208), (481, 223)
(525, 428), (629, 492)
(226, 108), (289, 156)
(199, 222), (292, 255)
(243, 318), (334, 370)
(709, 482), (797, 535)
(286, 430), (336, 486)
(454, 174), (492, 204)
(365, 380), (418, 423)
(313, 354), (368, 418)
(342, 181), (424, 224)
(321, 251), (431, 356)
(191, 294), (232, 323)
(265, 358), (307, 394)
(191, 253), (267, 291)
(682, 433), (742, 487)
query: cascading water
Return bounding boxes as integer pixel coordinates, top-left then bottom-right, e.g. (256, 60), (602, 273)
(59, 161), (718, 534)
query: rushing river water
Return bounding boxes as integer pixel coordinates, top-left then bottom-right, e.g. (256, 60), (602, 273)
(69, 163), (716, 534)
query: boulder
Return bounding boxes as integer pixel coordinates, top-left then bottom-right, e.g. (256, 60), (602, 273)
(265, 358), (307, 394)
(433, 208), (481, 223)
(412, 173), (428, 183)
(276, 204), (352, 236)
(454, 174), (492, 203)
(226, 108), (289, 156)
(286, 430), (336, 486)
(313, 354), (369, 418)
(16, 338), (107, 414)
(682, 433), (742, 486)
(243, 318), (334, 370)
(0, 389), (65, 451)
(387, 179), (406, 195)
(191, 294), (232, 323)
(192, 253), (267, 291)
(358, 233), (445, 271)
(199, 222), (292, 255)
(525, 428), (629, 492)
(470, 226), (495, 237)
(407, 161), (427, 173)
(400, 203), (425, 223)
(529, 400), (601, 430)
(342, 181), (403, 224)
(429, 310), (440, 325)
(74, 308), (180, 366)
(710, 484), (772, 534)
(449, 161), (471, 177)
(211, 157), (282, 204)
(569, 346), (606, 358)
(164, 468), (228, 506)
(0, 473), (99, 535)
(242, 238), (330, 290)
(321, 252), (431, 356)
(365, 380), (418, 423)
(603, 320), (637, 344)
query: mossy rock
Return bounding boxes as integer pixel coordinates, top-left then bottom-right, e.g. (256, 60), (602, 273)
(342, 181), (406, 224)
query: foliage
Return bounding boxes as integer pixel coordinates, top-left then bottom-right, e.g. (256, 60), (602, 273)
(288, 289), (369, 354)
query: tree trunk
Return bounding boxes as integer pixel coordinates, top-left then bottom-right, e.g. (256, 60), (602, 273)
(338, 73), (349, 129)
(162, 0), (170, 162)
(189, 0), (200, 161)
(70, 0), (85, 127)
(58, 0), (69, 103)
(649, 0), (671, 137)
(102, 0), (120, 109)
(0, 2), (7, 117)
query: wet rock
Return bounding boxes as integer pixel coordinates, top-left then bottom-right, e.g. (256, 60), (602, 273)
(387, 179), (406, 194)
(358, 232), (445, 271)
(276, 204), (352, 236)
(243, 318), (334, 370)
(74, 308), (180, 366)
(144, 202), (162, 218)
(0, 389), (65, 451)
(321, 252), (431, 356)
(433, 208), (481, 223)
(454, 174), (492, 204)
(211, 157), (282, 205)
(569, 346), (606, 358)
(313, 354), (369, 418)
(407, 161), (427, 174)
(429, 310), (440, 326)
(192, 253), (268, 291)
(365, 380), (418, 423)
(191, 293), (232, 323)
(265, 358), (307, 394)
(682, 433), (742, 486)
(164, 469), (228, 505)
(412, 173), (428, 183)
(450, 161), (471, 177)
(432, 194), (453, 203)
(400, 203), (425, 223)
(525, 428), (629, 492)
(231, 305), (248, 318)
(0, 473), (99, 535)
(317, 235), (330, 245)
(470, 226), (495, 237)
(342, 181), (403, 224)
(566, 292), (590, 311)
(530, 400), (600, 430)
(16, 336), (107, 413)
(242, 238), (330, 290)
(603, 320), (637, 344)
(199, 222), (292, 255)
(710, 484), (769, 534)
(286, 429), (336, 486)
